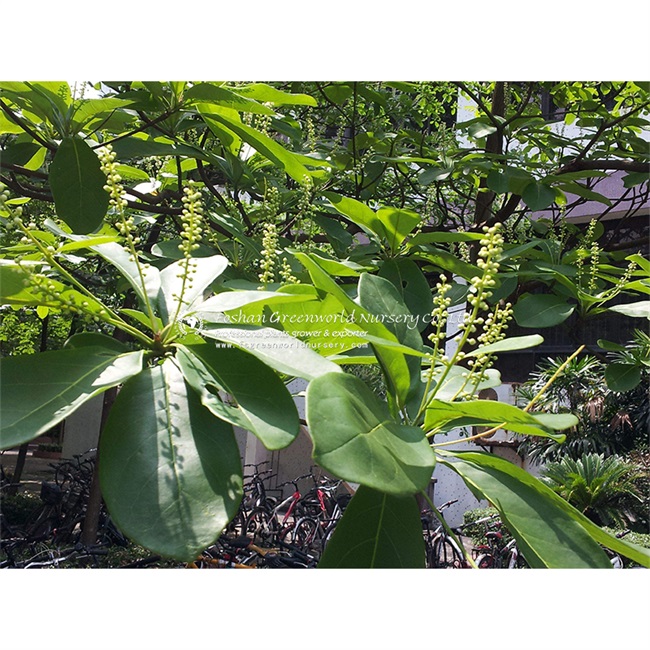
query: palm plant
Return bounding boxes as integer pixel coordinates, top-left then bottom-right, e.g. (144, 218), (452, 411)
(540, 453), (646, 529)
(516, 349), (649, 463)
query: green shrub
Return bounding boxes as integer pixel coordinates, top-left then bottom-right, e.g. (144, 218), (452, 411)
(0, 492), (40, 527)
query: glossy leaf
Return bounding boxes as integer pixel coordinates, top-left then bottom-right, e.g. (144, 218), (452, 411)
(463, 334), (544, 357)
(438, 450), (612, 568)
(99, 360), (243, 561)
(410, 249), (481, 282)
(176, 343), (299, 450)
(357, 273), (424, 408)
(306, 372), (435, 496)
(605, 363), (642, 392)
(201, 325), (343, 381)
(199, 110), (313, 181)
(63, 332), (129, 353)
(609, 301), (650, 319)
(318, 486), (425, 568)
(378, 259), (433, 332)
(522, 181), (557, 211)
(322, 191), (386, 240)
(158, 255), (229, 324)
(513, 293), (575, 328)
(376, 207), (420, 252)
(424, 400), (573, 440)
(235, 83), (317, 106)
(49, 137), (109, 234)
(195, 289), (315, 321)
(0, 347), (144, 449)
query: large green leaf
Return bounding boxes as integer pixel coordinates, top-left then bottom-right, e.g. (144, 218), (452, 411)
(158, 255), (229, 324)
(48, 137), (109, 234)
(410, 249), (481, 282)
(99, 359), (242, 561)
(234, 83), (317, 106)
(521, 181), (557, 211)
(424, 364), (502, 402)
(43, 221), (162, 315)
(306, 372), (435, 496)
(176, 343), (299, 450)
(605, 363), (642, 392)
(609, 301), (650, 319)
(424, 399), (573, 440)
(438, 451), (611, 568)
(463, 334), (544, 357)
(378, 259), (433, 331)
(322, 191), (387, 240)
(357, 273), (424, 410)
(376, 207), (420, 252)
(200, 325), (343, 381)
(513, 293), (575, 328)
(195, 289), (315, 321)
(0, 347), (144, 449)
(439, 450), (650, 568)
(185, 83), (277, 115)
(199, 110), (314, 181)
(293, 253), (414, 406)
(318, 486), (425, 568)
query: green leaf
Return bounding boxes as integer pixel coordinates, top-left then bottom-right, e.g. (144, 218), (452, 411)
(306, 372), (435, 496)
(99, 360), (243, 561)
(201, 325), (343, 381)
(426, 365), (502, 401)
(318, 486), (425, 568)
(70, 98), (136, 132)
(407, 231), (484, 247)
(322, 191), (386, 241)
(410, 249), (481, 282)
(376, 207), (420, 252)
(176, 343), (299, 450)
(185, 83), (277, 115)
(605, 363), (642, 392)
(158, 255), (229, 325)
(195, 289), (315, 321)
(464, 334), (544, 357)
(357, 273), (424, 408)
(63, 332), (129, 353)
(0, 347), (144, 449)
(199, 110), (314, 182)
(609, 301), (650, 319)
(468, 121), (497, 139)
(48, 137), (109, 234)
(41, 221), (162, 317)
(513, 293), (575, 328)
(424, 400), (572, 440)
(231, 83), (317, 106)
(91, 241), (163, 314)
(378, 259), (433, 332)
(438, 450), (612, 568)
(522, 181), (557, 211)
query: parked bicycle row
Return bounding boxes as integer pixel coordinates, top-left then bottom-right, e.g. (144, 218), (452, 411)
(422, 499), (529, 569)
(224, 462), (353, 562)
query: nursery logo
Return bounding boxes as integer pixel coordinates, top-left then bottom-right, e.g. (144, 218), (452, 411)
(178, 314), (205, 336)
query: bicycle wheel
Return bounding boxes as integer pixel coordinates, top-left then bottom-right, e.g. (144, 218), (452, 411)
(244, 508), (278, 545)
(475, 553), (496, 568)
(430, 537), (464, 568)
(285, 517), (322, 554)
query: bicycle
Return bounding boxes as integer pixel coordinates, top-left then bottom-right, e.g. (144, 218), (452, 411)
(422, 500), (471, 568)
(472, 519), (528, 569)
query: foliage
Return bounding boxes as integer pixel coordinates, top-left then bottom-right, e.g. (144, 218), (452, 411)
(0, 81), (649, 568)
(0, 491), (40, 527)
(461, 506), (508, 546)
(516, 340), (650, 462)
(540, 453), (646, 529)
